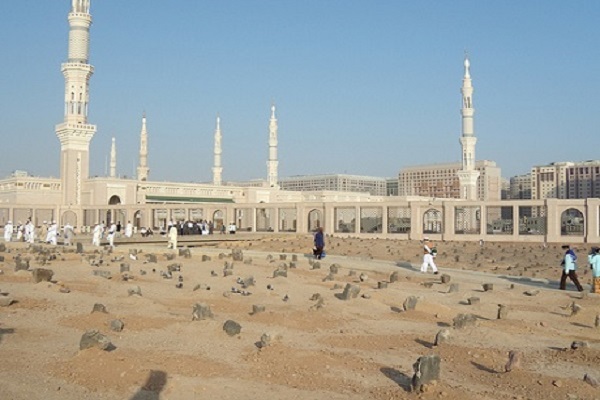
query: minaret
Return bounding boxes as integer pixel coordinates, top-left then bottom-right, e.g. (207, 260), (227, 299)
(55, 0), (97, 205)
(456, 55), (480, 200)
(137, 113), (149, 181)
(267, 104), (279, 187)
(212, 116), (223, 186)
(109, 137), (116, 178)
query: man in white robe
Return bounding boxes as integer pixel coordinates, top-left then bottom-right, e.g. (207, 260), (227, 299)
(16, 221), (23, 241)
(167, 224), (178, 249)
(25, 220), (35, 244)
(3, 221), (13, 242)
(107, 222), (117, 249)
(63, 223), (75, 246)
(47, 221), (58, 245)
(92, 224), (102, 247)
(125, 221), (133, 238)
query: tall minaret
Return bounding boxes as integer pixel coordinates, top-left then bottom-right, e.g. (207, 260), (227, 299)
(456, 55), (480, 200)
(212, 116), (223, 186)
(109, 137), (116, 178)
(55, 0), (97, 205)
(137, 113), (149, 181)
(267, 104), (279, 187)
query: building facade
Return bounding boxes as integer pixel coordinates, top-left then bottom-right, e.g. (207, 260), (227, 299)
(509, 173), (532, 200)
(279, 174), (388, 196)
(398, 160), (501, 201)
(531, 161), (600, 200)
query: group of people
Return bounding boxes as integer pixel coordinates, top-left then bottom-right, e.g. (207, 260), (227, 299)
(560, 244), (600, 294)
(3, 220), (73, 246)
(165, 220), (228, 236)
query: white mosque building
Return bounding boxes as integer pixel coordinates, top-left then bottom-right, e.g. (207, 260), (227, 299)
(3, 0), (593, 243)
(0, 0), (386, 232)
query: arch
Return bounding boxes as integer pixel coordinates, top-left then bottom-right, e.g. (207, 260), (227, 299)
(133, 210), (143, 229)
(61, 210), (77, 227)
(213, 210), (224, 231)
(108, 195), (121, 205)
(423, 208), (443, 234)
(561, 208), (584, 236)
(307, 209), (322, 232)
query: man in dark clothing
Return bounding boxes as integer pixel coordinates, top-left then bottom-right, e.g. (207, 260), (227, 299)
(313, 227), (325, 259)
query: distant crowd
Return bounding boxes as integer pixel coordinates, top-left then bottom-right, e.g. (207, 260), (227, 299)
(2, 219), (74, 246)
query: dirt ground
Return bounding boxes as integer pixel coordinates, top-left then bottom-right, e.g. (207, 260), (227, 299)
(1, 234), (599, 400)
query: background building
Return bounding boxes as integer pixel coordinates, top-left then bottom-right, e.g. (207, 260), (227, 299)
(279, 174), (388, 196)
(386, 178), (399, 196)
(398, 160), (501, 201)
(508, 173), (532, 199)
(531, 160), (600, 199)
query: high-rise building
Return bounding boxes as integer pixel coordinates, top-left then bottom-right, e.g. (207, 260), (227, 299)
(509, 174), (532, 199)
(531, 161), (600, 199)
(398, 160), (501, 200)
(279, 174), (388, 196)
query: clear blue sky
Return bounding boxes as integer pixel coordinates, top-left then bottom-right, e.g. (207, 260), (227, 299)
(0, 1), (598, 182)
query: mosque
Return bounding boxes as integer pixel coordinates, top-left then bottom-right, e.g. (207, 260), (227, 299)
(6, 0), (585, 244)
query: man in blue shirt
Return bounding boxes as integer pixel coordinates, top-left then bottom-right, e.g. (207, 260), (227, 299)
(559, 245), (583, 292)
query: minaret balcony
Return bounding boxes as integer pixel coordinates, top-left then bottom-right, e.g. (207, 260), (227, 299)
(55, 122), (97, 132)
(62, 63), (94, 72)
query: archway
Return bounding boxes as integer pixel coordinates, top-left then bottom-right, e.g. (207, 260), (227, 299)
(61, 210), (77, 227)
(133, 210), (143, 229)
(423, 208), (443, 234)
(108, 195), (121, 205)
(213, 210), (224, 232)
(308, 209), (322, 232)
(561, 208), (584, 236)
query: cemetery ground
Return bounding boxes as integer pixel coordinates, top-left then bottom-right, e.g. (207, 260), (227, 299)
(0, 235), (599, 399)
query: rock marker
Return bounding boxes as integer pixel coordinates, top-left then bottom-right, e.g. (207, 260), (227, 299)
(411, 354), (441, 392)
(192, 303), (214, 320)
(223, 320), (242, 336)
(79, 330), (112, 351)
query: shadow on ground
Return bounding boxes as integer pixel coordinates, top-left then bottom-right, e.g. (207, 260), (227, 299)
(130, 370), (167, 400)
(380, 367), (412, 392)
(0, 324), (15, 345)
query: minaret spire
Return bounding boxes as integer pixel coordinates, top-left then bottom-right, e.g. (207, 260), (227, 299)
(109, 137), (116, 178)
(267, 104), (279, 187)
(456, 54), (480, 200)
(137, 113), (149, 181)
(55, 0), (96, 205)
(212, 115), (223, 186)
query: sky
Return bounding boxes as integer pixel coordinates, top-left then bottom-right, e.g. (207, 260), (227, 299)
(0, 1), (599, 183)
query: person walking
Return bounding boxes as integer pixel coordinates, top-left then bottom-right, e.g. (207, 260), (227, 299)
(92, 223), (102, 247)
(39, 221), (48, 244)
(420, 237), (439, 274)
(560, 245), (583, 292)
(167, 224), (178, 249)
(3, 220), (13, 242)
(63, 223), (75, 246)
(313, 227), (325, 260)
(125, 221), (133, 238)
(588, 247), (600, 294)
(25, 220), (35, 244)
(47, 221), (58, 245)
(107, 222), (117, 249)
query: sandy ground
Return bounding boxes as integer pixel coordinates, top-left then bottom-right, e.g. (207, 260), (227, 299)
(0, 234), (599, 400)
